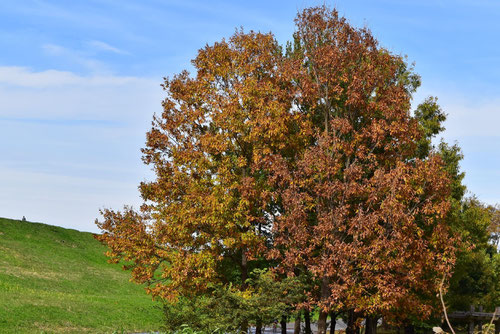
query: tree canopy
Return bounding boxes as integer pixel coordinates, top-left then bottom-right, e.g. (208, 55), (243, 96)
(95, 6), (498, 334)
(266, 8), (456, 331)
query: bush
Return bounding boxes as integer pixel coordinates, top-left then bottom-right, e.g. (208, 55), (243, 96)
(161, 269), (306, 333)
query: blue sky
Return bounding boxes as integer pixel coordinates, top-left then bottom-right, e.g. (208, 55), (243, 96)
(1, 0), (499, 232)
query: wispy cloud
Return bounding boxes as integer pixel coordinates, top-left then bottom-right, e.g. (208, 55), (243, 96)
(0, 66), (151, 88)
(0, 66), (162, 121)
(86, 40), (130, 55)
(42, 43), (108, 73)
(0, 117), (123, 127)
(0, 66), (80, 87)
(1, 1), (122, 32)
(413, 87), (500, 139)
(441, 99), (500, 138)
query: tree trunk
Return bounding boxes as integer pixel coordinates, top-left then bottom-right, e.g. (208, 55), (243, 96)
(281, 315), (288, 334)
(329, 311), (337, 334)
(241, 251), (248, 286)
(317, 276), (331, 334)
(404, 324), (415, 334)
(346, 309), (360, 334)
(256, 318), (262, 334)
(241, 320), (248, 334)
(304, 309), (312, 334)
(318, 311), (329, 334)
(240, 250), (248, 333)
(294, 311), (301, 334)
(365, 316), (378, 334)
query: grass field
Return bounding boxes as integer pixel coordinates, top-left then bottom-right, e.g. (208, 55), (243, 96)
(0, 217), (163, 333)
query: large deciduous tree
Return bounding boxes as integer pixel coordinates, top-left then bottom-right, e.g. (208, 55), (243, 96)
(96, 6), (460, 333)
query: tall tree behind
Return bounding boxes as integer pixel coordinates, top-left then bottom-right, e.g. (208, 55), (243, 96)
(415, 99), (499, 314)
(268, 7), (458, 333)
(446, 198), (500, 311)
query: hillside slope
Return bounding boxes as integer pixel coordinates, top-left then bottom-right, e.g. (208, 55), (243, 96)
(0, 217), (163, 333)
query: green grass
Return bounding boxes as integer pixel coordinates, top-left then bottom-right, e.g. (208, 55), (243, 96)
(0, 217), (163, 333)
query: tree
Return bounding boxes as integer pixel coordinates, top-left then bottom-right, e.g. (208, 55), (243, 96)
(447, 199), (500, 312)
(426, 133), (498, 315)
(414, 104), (499, 324)
(267, 7), (457, 333)
(96, 6), (460, 333)
(160, 269), (305, 333)
(95, 30), (307, 332)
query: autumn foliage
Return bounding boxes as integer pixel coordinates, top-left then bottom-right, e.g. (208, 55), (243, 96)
(267, 8), (456, 329)
(96, 6), (460, 333)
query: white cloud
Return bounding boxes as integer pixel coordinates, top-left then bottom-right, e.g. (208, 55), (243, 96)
(0, 66), (163, 121)
(42, 43), (108, 73)
(412, 85), (500, 139)
(412, 85), (500, 205)
(440, 98), (500, 139)
(87, 40), (129, 55)
(1, 1), (122, 33)
(0, 66), (153, 88)
(0, 66), (80, 87)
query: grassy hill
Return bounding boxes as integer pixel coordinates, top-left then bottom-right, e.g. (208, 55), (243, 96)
(0, 217), (163, 333)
